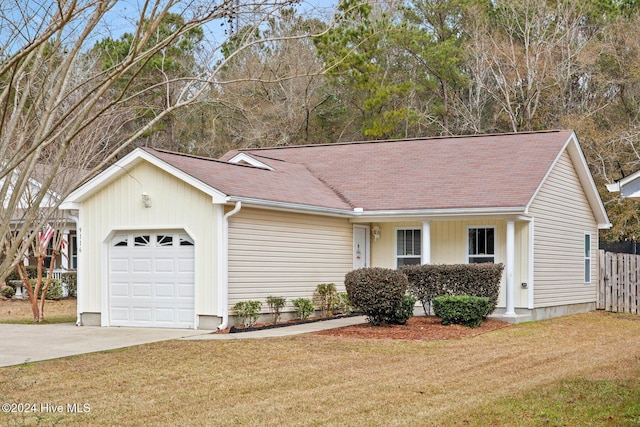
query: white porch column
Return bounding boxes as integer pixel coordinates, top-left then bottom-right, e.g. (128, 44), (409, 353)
(504, 220), (516, 318)
(421, 221), (431, 264)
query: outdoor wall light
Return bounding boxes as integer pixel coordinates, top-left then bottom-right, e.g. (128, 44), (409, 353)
(142, 192), (151, 208)
(371, 225), (381, 241)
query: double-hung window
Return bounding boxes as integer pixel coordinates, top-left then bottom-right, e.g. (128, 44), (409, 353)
(584, 233), (592, 283)
(468, 227), (495, 263)
(397, 229), (421, 267)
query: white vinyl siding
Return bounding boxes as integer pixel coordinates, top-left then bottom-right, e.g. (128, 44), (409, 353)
(528, 151), (598, 307)
(79, 161), (221, 321)
(227, 208), (352, 311)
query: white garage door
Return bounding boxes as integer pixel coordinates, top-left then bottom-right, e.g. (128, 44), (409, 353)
(109, 232), (195, 328)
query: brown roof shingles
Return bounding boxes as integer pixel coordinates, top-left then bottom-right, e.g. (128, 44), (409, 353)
(153, 130), (572, 213)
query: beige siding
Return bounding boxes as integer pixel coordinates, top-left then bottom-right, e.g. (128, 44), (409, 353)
(370, 220), (531, 308)
(227, 208), (352, 310)
(528, 150), (598, 307)
(79, 162), (221, 317)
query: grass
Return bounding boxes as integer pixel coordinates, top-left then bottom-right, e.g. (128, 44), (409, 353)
(0, 298), (77, 324)
(0, 309), (639, 426)
(460, 376), (640, 426)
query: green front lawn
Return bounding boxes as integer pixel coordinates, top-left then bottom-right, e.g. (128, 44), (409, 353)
(0, 311), (639, 426)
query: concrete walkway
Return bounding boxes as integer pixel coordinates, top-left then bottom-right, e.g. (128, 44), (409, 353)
(0, 316), (367, 367)
(184, 315), (366, 340)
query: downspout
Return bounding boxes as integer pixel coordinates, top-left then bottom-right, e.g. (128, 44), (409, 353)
(218, 201), (241, 330)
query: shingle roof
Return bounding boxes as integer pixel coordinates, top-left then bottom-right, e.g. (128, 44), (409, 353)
(147, 149), (353, 210)
(207, 130), (574, 212)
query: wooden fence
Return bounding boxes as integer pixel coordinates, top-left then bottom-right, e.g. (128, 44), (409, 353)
(598, 250), (640, 314)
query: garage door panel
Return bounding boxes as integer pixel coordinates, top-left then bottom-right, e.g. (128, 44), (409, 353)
(111, 283), (130, 297)
(132, 283), (152, 297)
(132, 258), (152, 273)
(155, 258), (175, 272)
(155, 308), (176, 323)
(110, 258), (129, 273)
(110, 307), (130, 322)
(177, 283), (194, 298)
(154, 283), (175, 298)
(177, 258), (194, 272)
(132, 307), (153, 322)
(109, 232), (195, 329)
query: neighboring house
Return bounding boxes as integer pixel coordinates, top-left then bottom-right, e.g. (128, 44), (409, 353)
(61, 130), (610, 329)
(606, 171), (640, 200)
(2, 165), (78, 274)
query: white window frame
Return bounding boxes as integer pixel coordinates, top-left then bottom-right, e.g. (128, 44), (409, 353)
(584, 232), (592, 284)
(467, 226), (496, 264)
(395, 228), (422, 267)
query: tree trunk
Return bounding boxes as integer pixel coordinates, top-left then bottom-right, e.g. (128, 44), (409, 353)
(17, 264), (39, 322)
(38, 251), (58, 322)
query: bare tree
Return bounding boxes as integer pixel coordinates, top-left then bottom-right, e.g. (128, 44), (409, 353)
(467, 0), (593, 132)
(0, 0), (346, 317)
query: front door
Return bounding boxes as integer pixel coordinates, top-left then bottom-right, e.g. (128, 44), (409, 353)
(353, 225), (370, 269)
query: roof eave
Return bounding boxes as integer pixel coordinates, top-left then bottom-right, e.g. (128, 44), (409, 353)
(227, 198), (530, 220)
(525, 131), (610, 228)
(61, 148), (228, 207)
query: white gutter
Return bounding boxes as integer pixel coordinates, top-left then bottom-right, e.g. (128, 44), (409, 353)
(218, 201), (242, 330)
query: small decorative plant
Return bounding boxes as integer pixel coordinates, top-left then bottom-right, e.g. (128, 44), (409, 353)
(266, 295), (286, 325)
(336, 291), (352, 315)
(314, 283), (338, 316)
(233, 300), (262, 328)
(292, 298), (314, 320)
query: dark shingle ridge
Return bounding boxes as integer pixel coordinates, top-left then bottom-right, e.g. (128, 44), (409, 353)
(143, 147), (269, 169)
(236, 130), (565, 153)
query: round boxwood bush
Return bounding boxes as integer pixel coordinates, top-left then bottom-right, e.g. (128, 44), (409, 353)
(432, 295), (491, 328)
(344, 267), (410, 325)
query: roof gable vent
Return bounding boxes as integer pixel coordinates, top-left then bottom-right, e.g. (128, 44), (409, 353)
(228, 153), (273, 170)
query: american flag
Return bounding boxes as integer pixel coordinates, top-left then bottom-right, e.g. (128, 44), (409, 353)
(39, 224), (55, 252)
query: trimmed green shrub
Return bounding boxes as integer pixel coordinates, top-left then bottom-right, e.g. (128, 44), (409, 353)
(1, 285), (15, 298)
(292, 298), (314, 320)
(29, 279), (63, 300)
(344, 267), (409, 325)
(61, 272), (77, 298)
(314, 283), (338, 316)
(401, 263), (504, 315)
(233, 300), (262, 328)
(266, 295), (286, 324)
(336, 291), (352, 315)
(5, 266), (38, 281)
(432, 295), (491, 328)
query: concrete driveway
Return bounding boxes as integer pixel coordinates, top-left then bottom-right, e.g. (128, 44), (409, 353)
(0, 323), (208, 367)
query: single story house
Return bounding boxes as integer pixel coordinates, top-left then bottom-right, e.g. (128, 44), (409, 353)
(607, 171), (640, 200)
(61, 130), (610, 329)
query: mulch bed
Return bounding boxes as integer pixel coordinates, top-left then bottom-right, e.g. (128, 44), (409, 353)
(314, 315), (512, 340)
(221, 313), (512, 340)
